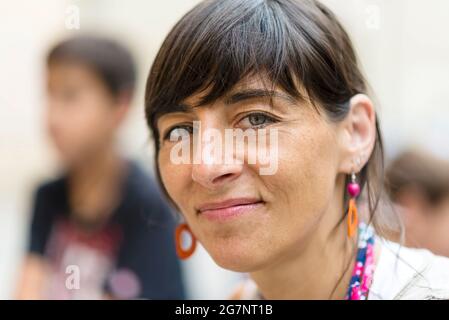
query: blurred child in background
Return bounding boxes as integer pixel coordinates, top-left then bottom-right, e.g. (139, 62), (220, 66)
(386, 150), (449, 257)
(16, 35), (185, 299)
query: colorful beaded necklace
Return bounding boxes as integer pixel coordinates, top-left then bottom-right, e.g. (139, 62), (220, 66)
(345, 223), (376, 300)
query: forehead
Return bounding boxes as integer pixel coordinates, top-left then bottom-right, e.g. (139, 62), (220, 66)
(48, 61), (93, 82)
(47, 61), (108, 91)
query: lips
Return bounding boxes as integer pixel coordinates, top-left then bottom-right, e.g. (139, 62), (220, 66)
(196, 198), (264, 221)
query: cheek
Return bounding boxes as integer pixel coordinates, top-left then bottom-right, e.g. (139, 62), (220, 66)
(83, 95), (115, 131)
(158, 149), (192, 212)
(59, 97), (109, 138)
(261, 123), (340, 237)
(434, 205), (449, 238)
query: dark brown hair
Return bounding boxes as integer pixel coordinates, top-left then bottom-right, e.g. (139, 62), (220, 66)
(145, 0), (391, 234)
(48, 35), (136, 99)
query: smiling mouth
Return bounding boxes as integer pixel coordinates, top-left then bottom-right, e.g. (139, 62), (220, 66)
(196, 198), (265, 221)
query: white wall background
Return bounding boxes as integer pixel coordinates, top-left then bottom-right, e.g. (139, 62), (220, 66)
(1, 0), (448, 299)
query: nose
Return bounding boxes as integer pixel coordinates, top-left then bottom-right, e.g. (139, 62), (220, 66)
(191, 161), (243, 190)
(191, 126), (243, 190)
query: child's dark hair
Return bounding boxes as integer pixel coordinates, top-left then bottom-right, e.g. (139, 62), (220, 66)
(47, 35), (136, 99)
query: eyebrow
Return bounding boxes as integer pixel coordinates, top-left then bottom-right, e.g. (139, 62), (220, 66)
(224, 89), (297, 106)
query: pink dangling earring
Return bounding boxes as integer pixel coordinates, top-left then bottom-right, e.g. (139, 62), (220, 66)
(347, 172), (360, 238)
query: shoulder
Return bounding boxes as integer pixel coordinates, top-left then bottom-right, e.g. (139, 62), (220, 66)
(370, 237), (449, 300)
(119, 161), (175, 223)
(32, 176), (67, 215)
(125, 161), (165, 204)
(34, 176), (66, 200)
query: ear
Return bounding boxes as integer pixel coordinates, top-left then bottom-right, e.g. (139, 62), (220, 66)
(113, 91), (132, 127)
(337, 94), (377, 174)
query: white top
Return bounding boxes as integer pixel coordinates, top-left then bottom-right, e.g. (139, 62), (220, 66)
(234, 238), (449, 300)
(369, 237), (449, 299)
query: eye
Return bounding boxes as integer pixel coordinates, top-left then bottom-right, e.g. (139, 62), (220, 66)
(238, 112), (277, 129)
(163, 125), (193, 142)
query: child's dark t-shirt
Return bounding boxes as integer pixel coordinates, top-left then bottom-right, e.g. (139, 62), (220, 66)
(28, 161), (185, 299)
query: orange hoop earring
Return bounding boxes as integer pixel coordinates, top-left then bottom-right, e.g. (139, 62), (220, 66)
(175, 223), (197, 260)
(346, 172), (360, 238)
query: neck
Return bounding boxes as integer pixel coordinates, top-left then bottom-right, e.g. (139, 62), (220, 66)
(250, 178), (358, 300)
(68, 144), (126, 223)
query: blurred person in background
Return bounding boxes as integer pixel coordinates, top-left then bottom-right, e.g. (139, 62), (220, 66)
(15, 35), (185, 299)
(386, 150), (449, 257)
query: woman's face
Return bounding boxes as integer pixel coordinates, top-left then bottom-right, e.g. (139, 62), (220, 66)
(157, 77), (346, 272)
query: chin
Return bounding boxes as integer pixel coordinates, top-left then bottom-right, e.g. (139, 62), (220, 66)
(204, 238), (268, 273)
